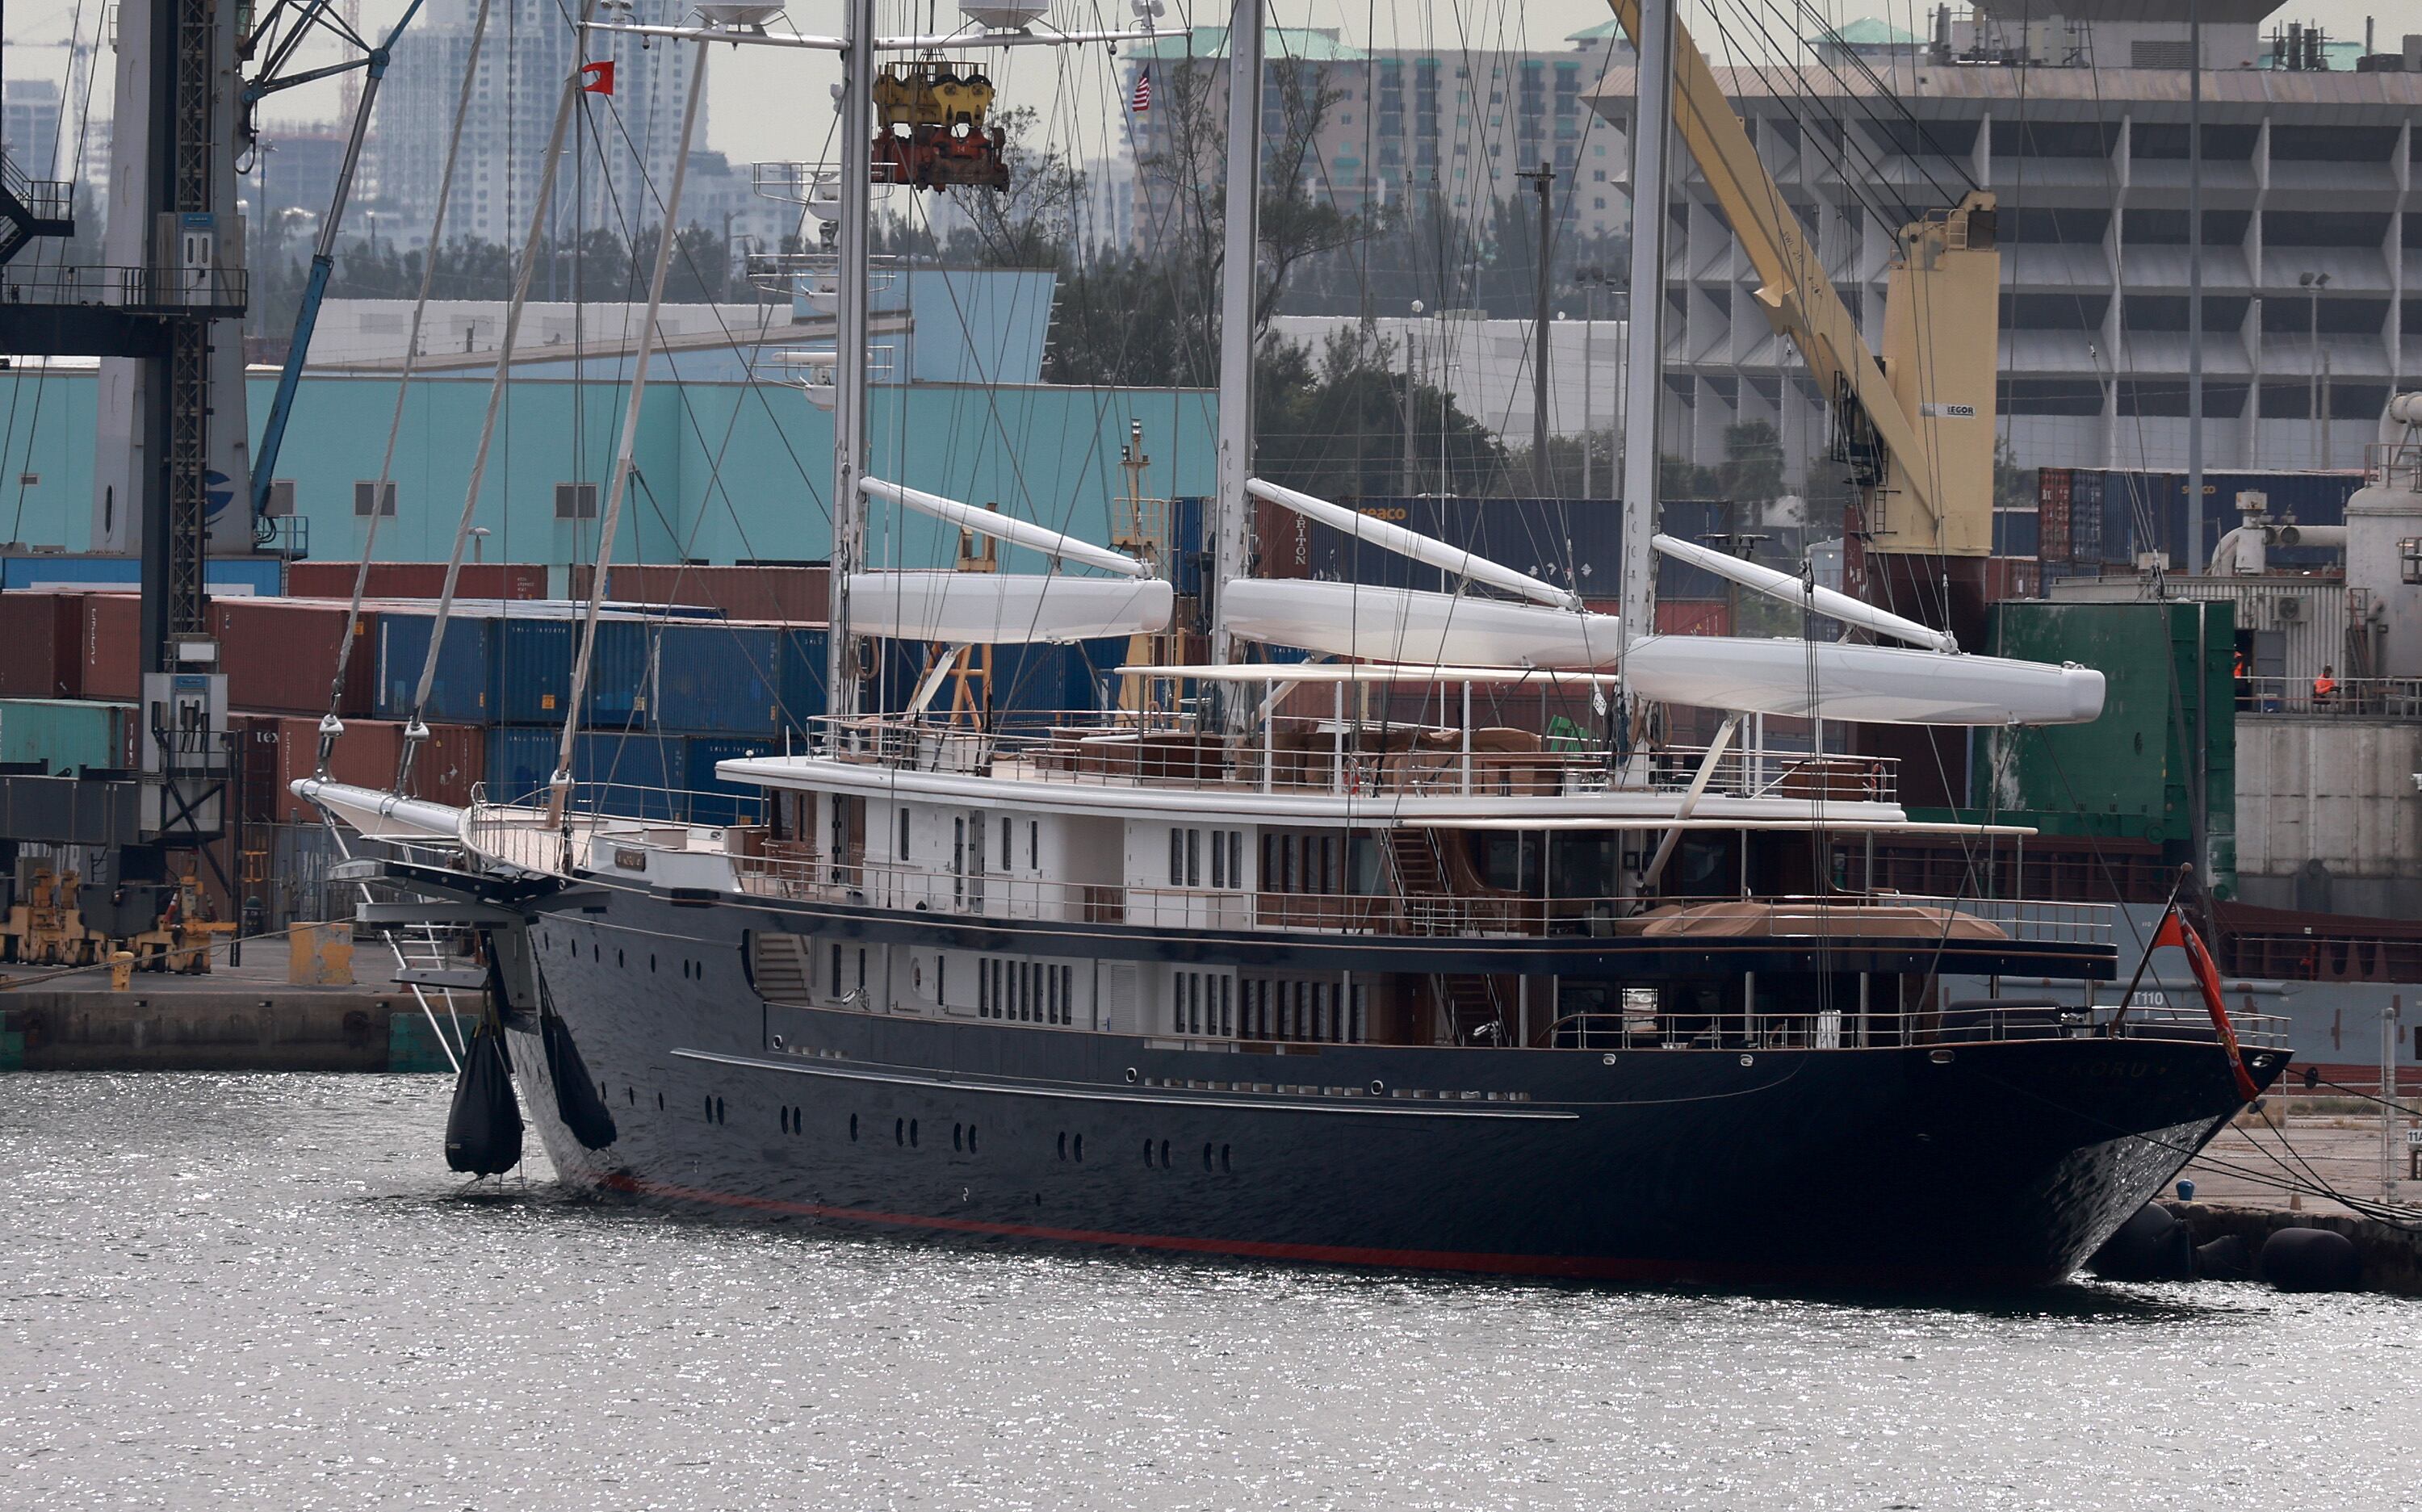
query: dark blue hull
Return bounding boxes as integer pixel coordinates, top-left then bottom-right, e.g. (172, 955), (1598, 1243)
(493, 886), (2280, 1287)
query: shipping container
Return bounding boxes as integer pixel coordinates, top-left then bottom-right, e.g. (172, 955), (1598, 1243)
(272, 716), (484, 824)
(228, 714), (283, 824)
(774, 626), (828, 727)
(214, 598), (379, 715)
(571, 731), (681, 820)
(2058, 468), (2363, 570)
(1970, 600), (2236, 885)
(1991, 509), (2040, 559)
(374, 610), (499, 724)
(0, 593), (86, 698)
(572, 563), (829, 623)
(0, 553), (283, 597)
(683, 736), (775, 826)
(2037, 468), (2073, 563)
(2069, 470), (2105, 563)
(652, 622), (784, 734)
(0, 697), (135, 774)
(285, 561), (551, 601)
(79, 593), (141, 701)
(489, 614), (654, 727)
(1653, 598), (1732, 636)
(991, 639), (1123, 716)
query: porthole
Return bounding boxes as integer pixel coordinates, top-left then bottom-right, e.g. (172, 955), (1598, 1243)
(895, 1117), (905, 1146)
(781, 1107), (791, 1133)
(850, 1112), (859, 1141)
(909, 1119), (920, 1148)
(657, 1091), (664, 1111)
(598, 1079), (608, 1101)
(1072, 1134), (1083, 1162)
(1219, 1144), (1232, 1174)
(968, 1125), (978, 1153)
(1124, 1066), (1138, 1083)
(772, 1033), (786, 1050)
(1368, 1080), (1385, 1095)
(1202, 1143), (1213, 1172)
(626, 1087), (635, 1104)
(704, 1095), (714, 1121)
(1159, 1138), (1170, 1168)
(1057, 1131), (1067, 1162)
(715, 1096), (726, 1124)
(617, 949), (624, 969)
(1142, 1138), (1154, 1167)
(954, 1123), (964, 1152)
(650, 953), (658, 973)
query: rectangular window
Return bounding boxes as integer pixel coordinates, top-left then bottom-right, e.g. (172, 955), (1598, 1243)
(857, 949), (866, 992)
(1002, 815), (1012, 867)
(831, 942), (844, 997)
(1169, 829), (1184, 886)
(899, 806), (911, 860)
(983, 958), (994, 1017)
(1171, 973), (1185, 1032)
(1219, 976), (1233, 1037)
(1229, 832), (1243, 890)
(953, 817), (966, 907)
(1185, 829), (1201, 887)
(937, 953), (946, 1006)
(353, 480), (397, 517)
(1029, 820), (1039, 870)
(1210, 832), (1226, 890)
(553, 481), (599, 519)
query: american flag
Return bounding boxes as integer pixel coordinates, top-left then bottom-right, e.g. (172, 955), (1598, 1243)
(1129, 69), (1152, 113)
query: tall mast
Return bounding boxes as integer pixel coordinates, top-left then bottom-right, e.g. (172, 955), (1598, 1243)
(1616, 0), (1675, 660)
(2185, 0), (2204, 570)
(828, 0), (878, 725)
(1209, 0), (1263, 686)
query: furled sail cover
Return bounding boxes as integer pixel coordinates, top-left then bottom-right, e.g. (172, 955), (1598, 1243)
(1221, 579), (1623, 669)
(847, 571), (1174, 644)
(1622, 635), (2106, 726)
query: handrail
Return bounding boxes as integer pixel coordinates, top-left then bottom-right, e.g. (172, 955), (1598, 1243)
(1540, 1003), (2290, 1053)
(802, 712), (1903, 805)
(0, 262), (247, 310)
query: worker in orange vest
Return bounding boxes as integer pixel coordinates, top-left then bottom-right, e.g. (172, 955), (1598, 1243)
(2232, 649), (2252, 710)
(2312, 666), (2337, 706)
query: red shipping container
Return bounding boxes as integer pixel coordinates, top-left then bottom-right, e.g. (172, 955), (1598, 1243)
(78, 593), (142, 701)
(573, 563), (831, 622)
(286, 562), (551, 601)
(270, 715), (484, 824)
(1654, 598), (1733, 637)
(1984, 557), (2041, 604)
(228, 714), (285, 824)
(2037, 467), (2073, 563)
(213, 598), (379, 716)
(0, 591), (87, 697)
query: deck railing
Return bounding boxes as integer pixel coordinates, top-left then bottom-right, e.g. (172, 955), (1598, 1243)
(810, 713), (1900, 806)
(727, 851), (2113, 949)
(1543, 1000), (2290, 1053)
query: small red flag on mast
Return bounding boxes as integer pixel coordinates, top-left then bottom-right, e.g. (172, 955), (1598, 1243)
(580, 61), (615, 94)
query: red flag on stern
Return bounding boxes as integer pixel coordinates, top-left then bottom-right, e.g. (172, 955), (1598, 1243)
(2152, 910), (2262, 1103)
(581, 61), (615, 94)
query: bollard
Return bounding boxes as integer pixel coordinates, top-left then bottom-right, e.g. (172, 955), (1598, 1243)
(108, 949), (135, 992)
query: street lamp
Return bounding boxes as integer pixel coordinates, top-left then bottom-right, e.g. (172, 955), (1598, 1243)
(2300, 270), (2331, 467)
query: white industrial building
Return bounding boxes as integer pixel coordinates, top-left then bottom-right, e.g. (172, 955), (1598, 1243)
(1586, 3), (2422, 488)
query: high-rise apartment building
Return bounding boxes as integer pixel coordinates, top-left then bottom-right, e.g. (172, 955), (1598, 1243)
(1121, 25), (1632, 253)
(374, 0), (701, 248)
(1585, 2), (2422, 483)
(3, 78), (63, 179)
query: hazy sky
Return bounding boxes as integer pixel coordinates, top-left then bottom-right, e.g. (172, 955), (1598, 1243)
(3, 0), (2405, 173)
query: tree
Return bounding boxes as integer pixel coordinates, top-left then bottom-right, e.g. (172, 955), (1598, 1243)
(947, 106), (1083, 269)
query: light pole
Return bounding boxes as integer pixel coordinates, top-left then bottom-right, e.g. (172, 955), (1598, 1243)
(1404, 299), (1424, 495)
(1577, 265), (1611, 501)
(2300, 270), (2331, 467)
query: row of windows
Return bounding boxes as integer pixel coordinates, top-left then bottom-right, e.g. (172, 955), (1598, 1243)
(982, 957), (1073, 1025)
(354, 480), (599, 518)
(1170, 973), (1369, 1044)
(1167, 827), (1246, 890)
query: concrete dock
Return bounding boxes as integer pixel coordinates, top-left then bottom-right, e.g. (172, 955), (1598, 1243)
(0, 933), (467, 1073)
(2168, 1104), (2422, 1295)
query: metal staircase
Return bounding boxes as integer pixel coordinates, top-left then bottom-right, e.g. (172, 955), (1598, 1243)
(0, 149), (73, 266)
(1383, 827), (1511, 1045)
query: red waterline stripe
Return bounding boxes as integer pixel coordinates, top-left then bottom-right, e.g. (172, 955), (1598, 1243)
(596, 1171), (2046, 1288)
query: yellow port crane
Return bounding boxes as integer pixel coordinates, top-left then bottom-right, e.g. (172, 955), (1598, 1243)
(1607, 0), (2001, 565)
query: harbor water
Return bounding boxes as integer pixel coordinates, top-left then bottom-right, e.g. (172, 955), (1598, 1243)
(3, 1074), (2417, 1510)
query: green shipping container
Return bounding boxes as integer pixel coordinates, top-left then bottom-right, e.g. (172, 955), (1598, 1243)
(1959, 601), (2237, 894)
(0, 697), (137, 775)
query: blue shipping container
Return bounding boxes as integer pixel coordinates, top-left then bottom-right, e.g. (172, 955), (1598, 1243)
(683, 735), (775, 826)
(375, 612), (498, 723)
(484, 727), (559, 806)
(653, 622), (783, 734)
(572, 731), (681, 819)
(1992, 509), (2041, 559)
(774, 626), (828, 727)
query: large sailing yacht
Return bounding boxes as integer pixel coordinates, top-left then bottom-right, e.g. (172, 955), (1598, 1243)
(308, 0), (2287, 1285)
